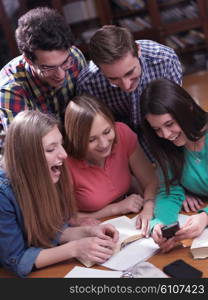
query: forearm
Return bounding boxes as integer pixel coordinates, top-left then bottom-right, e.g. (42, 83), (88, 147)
(59, 226), (90, 243)
(142, 198), (154, 213)
(143, 180), (158, 203)
(78, 203), (120, 220)
(35, 241), (77, 269)
(150, 185), (185, 230)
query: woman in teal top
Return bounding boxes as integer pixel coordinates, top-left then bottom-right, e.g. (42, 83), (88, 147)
(140, 78), (208, 253)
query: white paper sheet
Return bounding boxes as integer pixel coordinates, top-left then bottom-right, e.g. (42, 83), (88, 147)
(102, 236), (159, 271)
(178, 213), (189, 226)
(64, 266), (122, 278)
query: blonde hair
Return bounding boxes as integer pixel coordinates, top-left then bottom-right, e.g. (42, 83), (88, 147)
(4, 110), (76, 248)
(64, 94), (116, 159)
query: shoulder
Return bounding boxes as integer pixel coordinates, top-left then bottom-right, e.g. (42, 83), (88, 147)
(0, 169), (11, 192)
(115, 122), (137, 156)
(0, 169), (16, 210)
(115, 122), (137, 142)
(67, 157), (86, 170)
(137, 40), (178, 59)
(70, 46), (87, 70)
(77, 60), (102, 83)
(0, 55), (26, 88)
(71, 46), (86, 61)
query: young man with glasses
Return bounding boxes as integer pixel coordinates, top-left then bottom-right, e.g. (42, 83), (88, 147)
(0, 7), (87, 130)
(76, 25), (182, 160)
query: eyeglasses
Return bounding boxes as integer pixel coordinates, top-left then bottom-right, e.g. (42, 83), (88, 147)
(35, 52), (74, 76)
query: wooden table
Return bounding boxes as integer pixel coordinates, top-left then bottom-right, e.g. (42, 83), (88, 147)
(1, 214), (207, 278)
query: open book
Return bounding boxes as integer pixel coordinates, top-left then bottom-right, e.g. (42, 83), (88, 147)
(78, 214), (189, 269)
(102, 216), (144, 252)
(77, 216), (145, 268)
(191, 228), (208, 259)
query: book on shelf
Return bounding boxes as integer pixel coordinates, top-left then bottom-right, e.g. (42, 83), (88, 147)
(135, 16), (151, 28)
(168, 34), (186, 49)
(63, 0), (97, 24)
(183, 30), (205, 45)
(112, 0), (145, 10)
(118, 18), (143, 32)
(118, 15), (151, 32)
(190, 228), (208, 259)
(160, 2), (198, 24)
(167, 29), (205, 50)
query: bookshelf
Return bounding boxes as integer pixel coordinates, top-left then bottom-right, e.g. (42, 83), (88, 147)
(51, 0), (101, 59)
(0, 0), (28, 68)
(0, 0), (51, 69)
(0, 0), (100, 68)
(1, 0), (208, 73)
(95, 0), (208, 74)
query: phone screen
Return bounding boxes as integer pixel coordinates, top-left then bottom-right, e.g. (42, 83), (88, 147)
(163, 259), (203, 278)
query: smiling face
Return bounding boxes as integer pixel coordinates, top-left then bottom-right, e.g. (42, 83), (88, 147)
(146, 113), (188, 147)
(29, 49), (72, 88)
(86, 113), (116, 165)
(42, 125), (67, 183)
(99, 51), (141, 92)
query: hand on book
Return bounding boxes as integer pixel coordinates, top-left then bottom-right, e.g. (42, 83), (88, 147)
(76, 224), (119, 267)
(135, 200), (154, 237)
(75, 235), (117, 267)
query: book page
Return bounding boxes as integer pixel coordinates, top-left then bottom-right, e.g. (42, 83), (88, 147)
(102, 216), (143, 252)
(64, 266), (122, 278)
(191, 228), (208, 259)
(101, 216), (159, 270)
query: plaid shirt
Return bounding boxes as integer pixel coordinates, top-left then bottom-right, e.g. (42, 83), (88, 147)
(0, 46), (87, 129)
(76, 40), (182, 160)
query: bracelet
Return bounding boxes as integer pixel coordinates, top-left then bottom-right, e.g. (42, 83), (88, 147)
(143, 198), (154, 204)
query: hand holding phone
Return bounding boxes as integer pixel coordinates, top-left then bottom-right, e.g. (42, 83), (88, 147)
(161, 221), (180, 239)
(163, 259), (203, 278)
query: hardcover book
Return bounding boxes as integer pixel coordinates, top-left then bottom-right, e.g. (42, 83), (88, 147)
(190, 228), (208, 259)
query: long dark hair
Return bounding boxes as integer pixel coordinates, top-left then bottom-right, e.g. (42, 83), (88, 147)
(140, 78), (208, 193)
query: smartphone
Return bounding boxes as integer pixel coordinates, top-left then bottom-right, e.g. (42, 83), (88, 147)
(161, 221), (180, 239)
(163, 259), (203, 278)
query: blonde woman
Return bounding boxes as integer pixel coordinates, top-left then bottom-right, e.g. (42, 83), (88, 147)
(65, 95), (158, 235)
(0, 111), (118, 277)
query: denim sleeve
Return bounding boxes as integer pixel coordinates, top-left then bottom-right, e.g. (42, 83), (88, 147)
(53, 223), (70, 245)
(0, 183), (45, 278)
(0, 176), (71, 277)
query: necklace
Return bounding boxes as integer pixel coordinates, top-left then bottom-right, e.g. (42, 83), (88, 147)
(186, 142), (202, 164)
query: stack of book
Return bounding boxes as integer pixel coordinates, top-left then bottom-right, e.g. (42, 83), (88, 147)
(161, 1), (198, 24)
(166, 30), (205, 50)
(112, 0), (145, 10)
(118, 15), (151, 32)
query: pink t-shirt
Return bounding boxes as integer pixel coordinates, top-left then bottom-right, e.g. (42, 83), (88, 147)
(67, 122), (137, 211)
